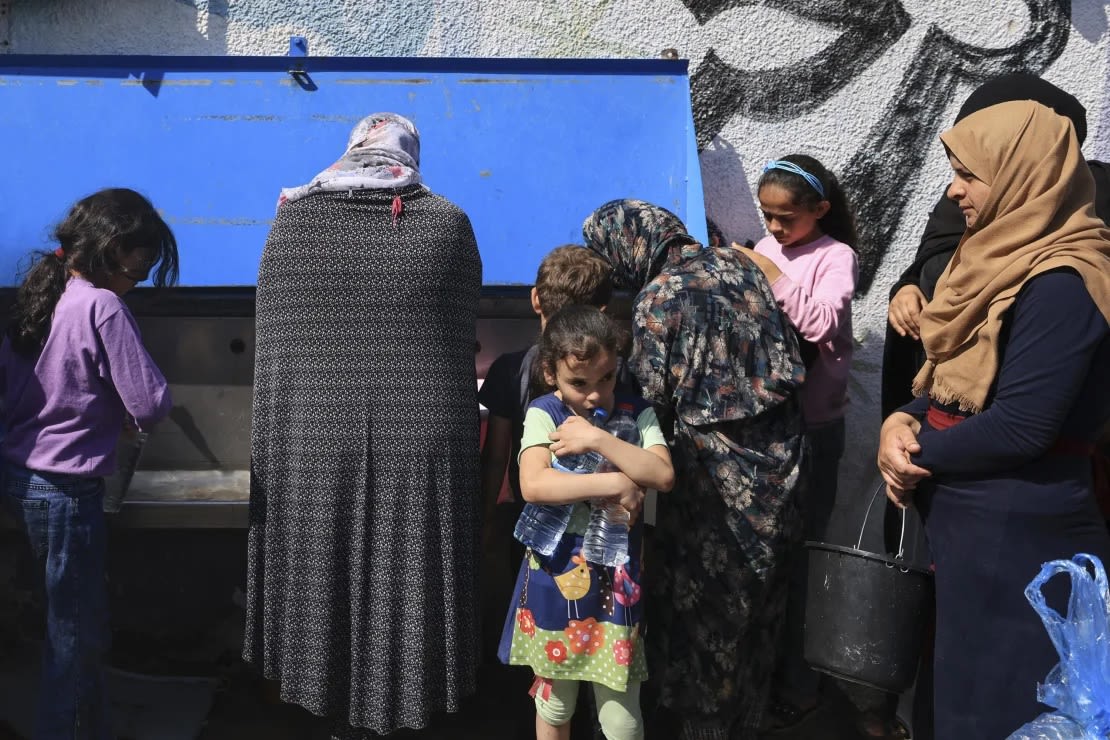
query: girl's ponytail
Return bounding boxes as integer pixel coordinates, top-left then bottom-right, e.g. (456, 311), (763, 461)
(818, 166), (858, 251)
(8, 251), (70, 355)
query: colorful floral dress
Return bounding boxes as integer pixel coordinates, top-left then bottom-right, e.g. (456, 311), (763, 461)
(498, 393), (666, 691)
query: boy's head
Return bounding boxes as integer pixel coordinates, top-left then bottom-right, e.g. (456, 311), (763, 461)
(531, 244), (613, 327)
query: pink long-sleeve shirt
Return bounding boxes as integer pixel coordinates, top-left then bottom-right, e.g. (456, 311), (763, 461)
(753, 234), (857, 425)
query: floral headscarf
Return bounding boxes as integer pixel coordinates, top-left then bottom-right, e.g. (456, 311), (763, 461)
(582, 199), (699, 291)
(278, 112), (423, 209)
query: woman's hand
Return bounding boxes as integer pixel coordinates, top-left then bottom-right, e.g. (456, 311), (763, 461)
(888, 285), (927, 340)
(733, 243), (783, 283)
(549, 415), (606, 457)
(885, 484), (913, 510)
(877, 412), (931, 491)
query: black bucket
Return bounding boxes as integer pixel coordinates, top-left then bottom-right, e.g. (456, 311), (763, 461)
(803, 485), (934, 693)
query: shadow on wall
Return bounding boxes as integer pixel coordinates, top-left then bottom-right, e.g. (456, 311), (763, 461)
(1070, 1), (1108, 43)
(10, 0), (228, 55)
(165, 0), (230, 54)
(700, 135), (763, 246)
(14, 0), (442, 67)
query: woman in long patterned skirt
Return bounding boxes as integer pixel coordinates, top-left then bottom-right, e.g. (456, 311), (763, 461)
(584, 200), (806, 740)
(245, 113), (483, 738)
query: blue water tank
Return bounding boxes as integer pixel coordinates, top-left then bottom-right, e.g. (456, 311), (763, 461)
(0, 55), (706, 287)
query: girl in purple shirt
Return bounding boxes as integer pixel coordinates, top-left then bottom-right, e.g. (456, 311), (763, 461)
(0, 188), (178, 739)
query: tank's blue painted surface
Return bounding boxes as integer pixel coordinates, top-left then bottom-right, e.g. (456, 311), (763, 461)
(0, 56), (704, 286)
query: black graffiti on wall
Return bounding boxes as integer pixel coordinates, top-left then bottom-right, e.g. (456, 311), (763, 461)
(686, 0), (1071, 294)
(691, 1), (911, 133)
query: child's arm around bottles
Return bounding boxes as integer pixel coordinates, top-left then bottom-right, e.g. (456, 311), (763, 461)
(550, 414), (674, 493)
(518, 442), (646, 507)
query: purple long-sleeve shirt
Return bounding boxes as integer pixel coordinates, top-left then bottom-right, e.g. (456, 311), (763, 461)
(0, 277), (171, 477)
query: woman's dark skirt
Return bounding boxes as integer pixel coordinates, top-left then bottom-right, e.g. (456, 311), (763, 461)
(917, 455), (1110, 739)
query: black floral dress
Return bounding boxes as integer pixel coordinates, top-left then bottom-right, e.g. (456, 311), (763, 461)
(584, 200), (805, 734)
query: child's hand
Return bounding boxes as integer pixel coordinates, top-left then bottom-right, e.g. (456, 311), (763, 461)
(733, 243), (783, 282)
(549, 415), (607, 457)
(614, 475), (645, 524)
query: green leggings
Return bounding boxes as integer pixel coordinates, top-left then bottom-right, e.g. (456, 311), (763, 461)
(534, 678), (643, 740)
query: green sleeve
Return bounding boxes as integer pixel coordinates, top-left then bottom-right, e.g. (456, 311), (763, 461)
(518, 406), (557, 463)
(636, 406), (668, 450)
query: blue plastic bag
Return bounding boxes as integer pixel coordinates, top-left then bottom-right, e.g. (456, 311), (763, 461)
(1008, 553), (1110, 739)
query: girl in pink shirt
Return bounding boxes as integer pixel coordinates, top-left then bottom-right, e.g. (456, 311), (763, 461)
(737, 154), (859, 731)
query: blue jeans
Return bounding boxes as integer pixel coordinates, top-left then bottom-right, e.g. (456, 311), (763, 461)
(3, 464), (112, 740)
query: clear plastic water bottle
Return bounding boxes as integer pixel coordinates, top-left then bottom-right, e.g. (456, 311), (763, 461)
(512, 501), (575, 556)
(581, 410), (639, 567)
(513, 408), (609, 556)
(581, 501), (631, 566)
(551, 408), (608, 474)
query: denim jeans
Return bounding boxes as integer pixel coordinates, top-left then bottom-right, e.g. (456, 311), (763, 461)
(3, 464), (112, 740)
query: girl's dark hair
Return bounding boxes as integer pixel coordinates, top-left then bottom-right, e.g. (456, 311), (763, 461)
(759, 153), (858, 250)
(8, 188), (179, 355)
(532, 304), (628, 395)
(705, 218), (726, 248)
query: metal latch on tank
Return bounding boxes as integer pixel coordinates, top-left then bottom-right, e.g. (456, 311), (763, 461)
(288, 35), (314, 90)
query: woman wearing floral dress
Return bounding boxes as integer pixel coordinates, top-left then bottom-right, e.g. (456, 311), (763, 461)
(584, 200), (806, 740)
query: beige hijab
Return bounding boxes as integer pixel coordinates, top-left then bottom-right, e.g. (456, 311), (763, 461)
(912, 100), (1110, 412)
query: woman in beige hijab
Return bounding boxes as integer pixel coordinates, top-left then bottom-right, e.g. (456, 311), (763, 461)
(877, 100), (1110, 738)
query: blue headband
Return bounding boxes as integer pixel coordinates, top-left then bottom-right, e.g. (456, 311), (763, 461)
(763, 160), (826, 200)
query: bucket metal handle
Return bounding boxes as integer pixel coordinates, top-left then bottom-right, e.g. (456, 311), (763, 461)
(856, 482), (908, 567)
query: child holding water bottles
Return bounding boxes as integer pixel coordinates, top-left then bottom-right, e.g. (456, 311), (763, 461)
(1, 188), (178, 738)
(735, 154), (859, 729)
(499, 305), (673, 740)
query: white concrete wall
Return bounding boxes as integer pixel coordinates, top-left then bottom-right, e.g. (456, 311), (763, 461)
(8, 0), (1110, 508)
